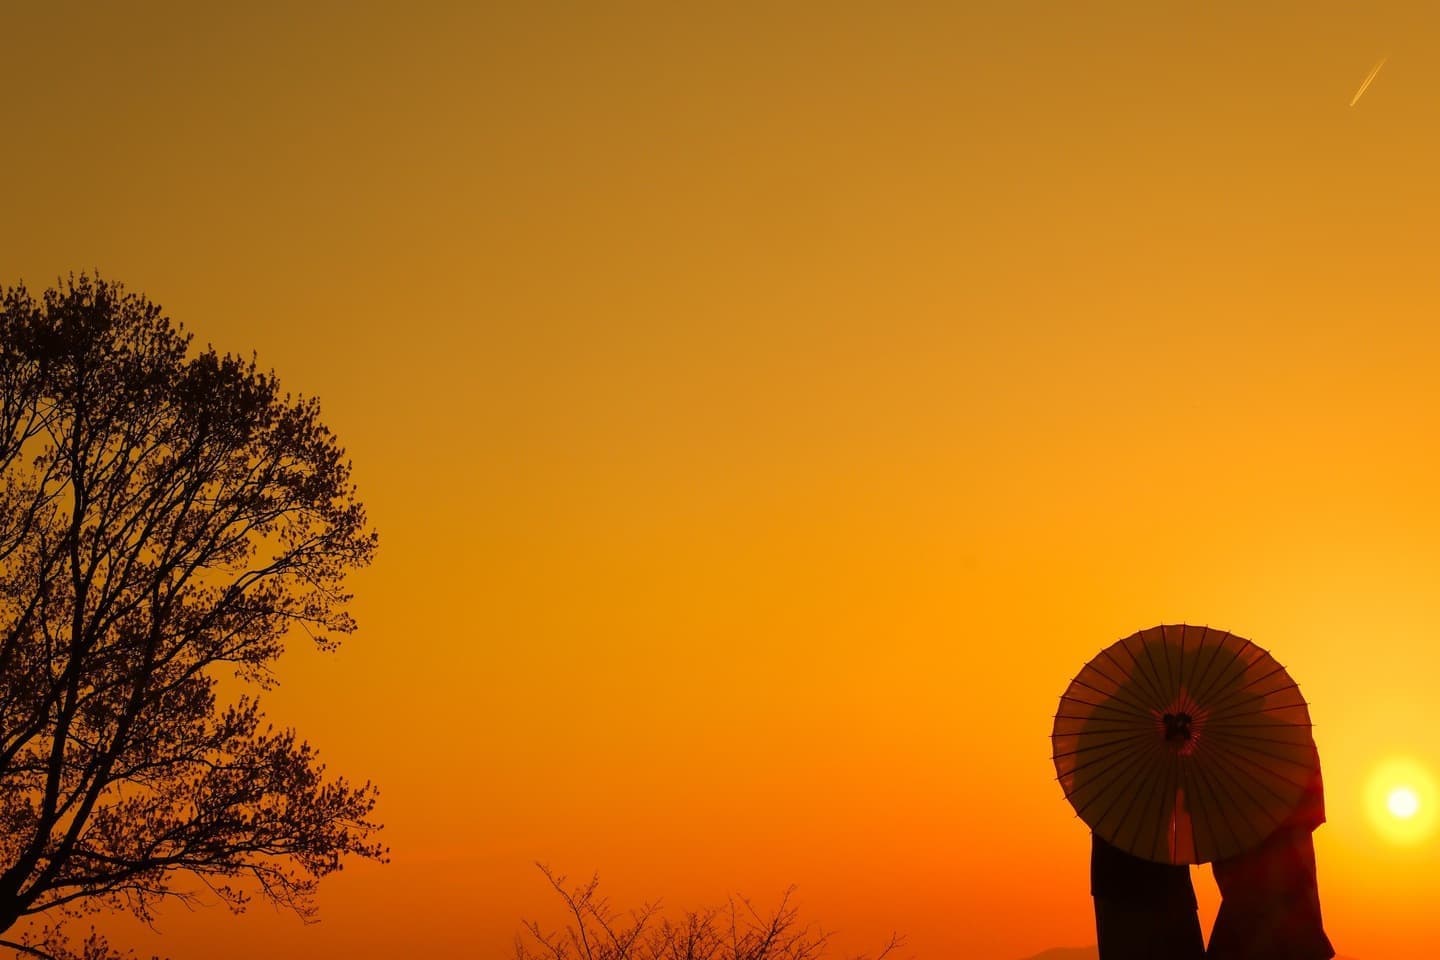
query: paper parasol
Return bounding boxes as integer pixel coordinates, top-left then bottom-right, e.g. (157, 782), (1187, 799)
(1052, 624), (1317, 864)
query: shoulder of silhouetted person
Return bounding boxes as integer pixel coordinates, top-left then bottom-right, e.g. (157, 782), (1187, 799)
(1282, 751), (1326, 831)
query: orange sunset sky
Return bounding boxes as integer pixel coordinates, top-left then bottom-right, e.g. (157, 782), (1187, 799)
(4, 3), (1440, 958)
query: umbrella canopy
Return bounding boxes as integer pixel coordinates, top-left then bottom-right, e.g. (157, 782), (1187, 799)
(1052, 624), (1317, 865)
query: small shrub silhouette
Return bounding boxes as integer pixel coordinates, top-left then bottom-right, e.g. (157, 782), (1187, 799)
(516, 864), (901, 960)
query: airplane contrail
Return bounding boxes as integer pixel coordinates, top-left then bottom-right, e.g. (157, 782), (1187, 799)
(1350, 56), (1387, 107)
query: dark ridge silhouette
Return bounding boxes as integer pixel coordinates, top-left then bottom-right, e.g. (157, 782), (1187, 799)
(1018, 949), (1098, 960)
(1018, 951), (1360, 960)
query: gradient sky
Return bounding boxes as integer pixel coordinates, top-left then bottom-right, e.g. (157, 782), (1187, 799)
(3, 2), (1440, 958)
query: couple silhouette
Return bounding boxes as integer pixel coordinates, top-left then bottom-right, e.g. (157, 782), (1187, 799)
(1057, 626), (1335, 960)
(1090, 744), (1332, 960)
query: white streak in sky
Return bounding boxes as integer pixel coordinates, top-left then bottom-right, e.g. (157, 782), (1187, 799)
(1350, 57), (1387, 107)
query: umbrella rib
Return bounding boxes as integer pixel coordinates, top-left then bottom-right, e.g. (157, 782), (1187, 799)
(1198, 633), (1255, 711)
(1123, 742), (1169, 863)
(1054, 712), (1148, 723)
(1181, 627), (1230, 717)
(1164, 750), (1191, 863)
(1208, 696), (1309, 724)
(1203, 728), (1319, 771)
(1136, 631), (1174, 714)
(1058, 699), (1155, 726)
(1183, 750), (1235, 863)
(1065, 731), (1163, 800)
(1173, 625), (1188, 703)
(1056, 699), (1152, 722)
(1064, 680), (1156, 720)
(1157, 625), (1176, 710)
(1093, 732), (1170, 854)
(1207, 686), (1307, 723)
(1152, 745), (1182, 862)
(1099, 643), (1161, 712)
(1203, 754), (1309, 815)
(1195, 742), (1272, 858)
(1056, 726), (1155, 746)
(1204, 663), (1293, 715)
(1234, 673), (1305, 700)
(1053, 728), (1157, 763)
(1207, 729), (1317, 747)
(1202, 731), (1295, 831)
(1071, 679), (1157, 716)
(1077, 779), (1133, 839)
(1174, 753), (1199, 861)
(1175, 627), (1186, 702)
(1209, 728), (1319, 742)
(1200, 738), (1312, 810)
(1177, 624), (1193, 713)
(1056, 739), (1158, 771)
(1055, 719), (1152, 735)
(1126, 735), (1176, 861)
(1204, 734), (1321, 787)
(1184, 631), (1236, 714)
(1115, 727), (1175, 855)
(1088, 657), (1171, 717)
(1216, 757), (1309, 802)
(1209, 702), (1313, 725)
(1108, 639), (1167, 712)
(1082, 657), (1133, 695)
(1063, 751), (1151, 819)
(1202, 732), (1317, 780)
(1065, 731), (1163, 823)
(1174, 626), (1194, 714)
(1163, 747), (1194, 863)
(1105, 641), (1152, 702)
(1186, 735), (1243, 860)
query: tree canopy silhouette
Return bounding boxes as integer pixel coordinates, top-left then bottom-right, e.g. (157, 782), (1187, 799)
(0, 276), (383, 959)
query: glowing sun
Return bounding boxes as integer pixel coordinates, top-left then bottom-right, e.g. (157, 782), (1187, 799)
(1387, 786), (1420, 819)
(1367, 759), (1438, 844)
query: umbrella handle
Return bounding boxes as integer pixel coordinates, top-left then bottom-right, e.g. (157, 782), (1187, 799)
(1170, 787), (1195, 864)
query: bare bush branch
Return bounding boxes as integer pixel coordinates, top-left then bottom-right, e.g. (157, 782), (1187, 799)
(516, 865), (905, 960)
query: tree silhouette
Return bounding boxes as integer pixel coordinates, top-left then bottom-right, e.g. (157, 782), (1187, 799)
(0, 276), (384, 959)
(515, 865), (902, 960)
